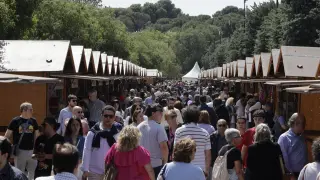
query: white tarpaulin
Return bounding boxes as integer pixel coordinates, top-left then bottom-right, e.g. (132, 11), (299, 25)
(182, 62), (201, 83)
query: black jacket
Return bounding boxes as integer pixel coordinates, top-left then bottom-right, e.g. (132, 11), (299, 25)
(214, 105), (230, 124)
(245, 140), (283, 180)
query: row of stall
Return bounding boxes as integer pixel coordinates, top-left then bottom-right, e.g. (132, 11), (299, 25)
(0, 40), (162, 132)
(200, 45), (320, 161)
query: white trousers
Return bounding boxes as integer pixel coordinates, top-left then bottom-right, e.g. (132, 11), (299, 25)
(14, 149), (37, 180)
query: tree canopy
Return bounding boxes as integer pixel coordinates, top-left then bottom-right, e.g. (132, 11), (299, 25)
(1, 0), (320, 77)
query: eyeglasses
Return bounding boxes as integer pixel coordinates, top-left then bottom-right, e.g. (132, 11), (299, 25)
(218, 124), (227, 127)
(103, 114), (114, 119)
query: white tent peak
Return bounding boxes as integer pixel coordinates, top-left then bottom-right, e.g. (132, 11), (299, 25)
(182, 62), (201, 82)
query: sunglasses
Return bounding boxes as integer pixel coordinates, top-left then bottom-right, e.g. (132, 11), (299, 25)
(77, 111), (83, 114)
(103, 114), (114, 119)
(218, 124), (227, 127)
(72, 99), (77, 102)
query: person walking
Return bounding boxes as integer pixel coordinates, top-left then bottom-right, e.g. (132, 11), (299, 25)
(199, 95), (218, 128)
(81, 105), (122, 180)
(161, 97), (183, 128)
(174, 105), (211, 178)
(218, 128), (244, 180)
(298, 137), (320, 180)
(105, 126), (155, 180)
(157, 138), (206, 180)
(88, 89), (106, 126)
(5, 102), (39, 179)
(57, 94), (77, 135)
(241, 110), (265, 168)
(138, 103), (169, 177)
(35, 143), (79, 180)
(0, 136), (28, 180)
(278, 113), (308, 180)
(34, 117), (65, 178)
(246, 124), (284, 180)
(198, 110), (215, 135)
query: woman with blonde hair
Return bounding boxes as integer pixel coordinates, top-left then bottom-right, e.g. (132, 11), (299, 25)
(226, 97), (236, 128)
(105, 126), (155, 180)
(197, 110), (215, 135)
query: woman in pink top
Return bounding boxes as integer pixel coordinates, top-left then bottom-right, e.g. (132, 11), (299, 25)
(105, 126), (155, 180)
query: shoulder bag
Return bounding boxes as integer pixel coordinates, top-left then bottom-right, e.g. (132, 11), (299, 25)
(104, 148), (118, 180)
(13, 130), (25, 156)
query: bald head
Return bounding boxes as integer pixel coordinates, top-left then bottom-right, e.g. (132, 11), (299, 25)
(289, 113), (306, 134)
(72, 106), (83, 118)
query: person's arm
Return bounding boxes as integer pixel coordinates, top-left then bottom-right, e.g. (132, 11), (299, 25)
(278, 135), (292, 173)
(4, 129), (13, 140)
(56, 110), (64, 135)
(160, 141), (169, 164)
(144, 163), (155, 180)
(205, 149), (211, 175)
(234, 161), (244, 180)
(81, 132), (94, 178)
(241, 145), (248, 161)
(175, 109), (183, 124)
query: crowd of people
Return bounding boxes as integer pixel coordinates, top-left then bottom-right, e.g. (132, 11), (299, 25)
(1, 82), (320, 180)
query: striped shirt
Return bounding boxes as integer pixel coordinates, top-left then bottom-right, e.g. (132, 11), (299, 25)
(174, 123), (211, 170)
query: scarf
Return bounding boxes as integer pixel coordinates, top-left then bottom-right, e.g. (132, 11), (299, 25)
(90, 123), (122, 148)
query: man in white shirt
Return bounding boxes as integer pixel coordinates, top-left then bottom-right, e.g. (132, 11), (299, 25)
(57, 94), (77, 135)
(161, 97), (183, 127)
(81, 105), (122, 180)
(35, 143), (79, 180)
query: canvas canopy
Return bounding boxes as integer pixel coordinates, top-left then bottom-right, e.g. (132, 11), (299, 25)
(182, 62), (201, 83)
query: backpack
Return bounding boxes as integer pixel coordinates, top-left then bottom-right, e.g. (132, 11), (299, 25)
(211, 147), (234, 180)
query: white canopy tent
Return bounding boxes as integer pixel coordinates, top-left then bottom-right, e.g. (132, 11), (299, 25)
(182, 62), (201, 83)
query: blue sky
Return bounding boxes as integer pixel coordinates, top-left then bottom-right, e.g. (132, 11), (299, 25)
(102, 0), (269, 16)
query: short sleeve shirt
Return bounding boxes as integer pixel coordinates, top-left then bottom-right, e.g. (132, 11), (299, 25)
(242, 127), (255, 167)
(218, 145), (242, 169)
(7, 117), (39, 150)
(34, 134), (65, 178)
(137, 120), (168, 167)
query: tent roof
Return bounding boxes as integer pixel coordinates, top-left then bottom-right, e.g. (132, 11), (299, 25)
(272, 49), (281, 74)
(0, 40), (71, 72)
(237, 60), (246, 77)
(261, 53), (272, 77)
(281, 46), (320, 77)
(71, 46), (84, 73)
(246, 57), (254, 77)
(182, 62), (201, 79)
(254, 54), (261, 75)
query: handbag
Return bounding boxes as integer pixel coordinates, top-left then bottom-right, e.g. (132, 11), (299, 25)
(13, 130), (25, 156)
(104, 151), (118, 180)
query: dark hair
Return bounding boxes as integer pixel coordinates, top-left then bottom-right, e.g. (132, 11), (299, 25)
(88, 89), (97, 94)
(240, 93), (246, 99)
(145, 103), (163, 117)
(78, 100), (88, 109)
(53, 143), (79, 173)
(67, 94), (77, 102)
(64, 118), (83, 138)
(102, 105), (116, 115)
(131, 104), (141, 117)
(173, 138), (196, 163)
(132, 110), (142, 124)
(312, 138), (320, 162)
(237, 116), (246, 122)
(174, 101), (183, 111)
(211, 93), (220, 100)
(183, 105), (200, 124)
(252, 109), (265, 118)
(0, 137), (12, 160)
(200, 95), (207, 103)
(183, 92), (189, 96)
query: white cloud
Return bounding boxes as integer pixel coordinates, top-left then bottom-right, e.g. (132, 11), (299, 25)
(102, 0), (270, 16)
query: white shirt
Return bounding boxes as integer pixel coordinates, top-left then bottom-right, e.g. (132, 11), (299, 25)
(235, 99), (245, 117)
(81, 124), (119, 175)
(298, 162), (320, 180)
(35, 172), (77, 180)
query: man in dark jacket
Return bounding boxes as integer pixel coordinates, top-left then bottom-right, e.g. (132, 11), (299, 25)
(199, 95), (218, 128)
(213, 98), (230, 125)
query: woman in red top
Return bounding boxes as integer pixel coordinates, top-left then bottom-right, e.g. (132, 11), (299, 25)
(105, 126), (155, 180)
(236, 117), (246, 150)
